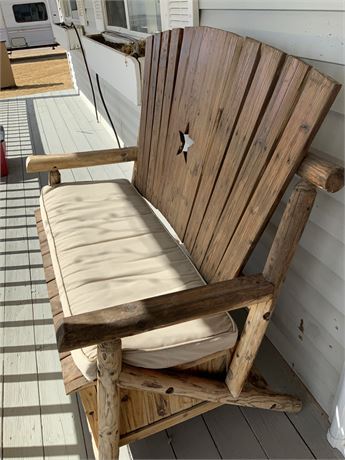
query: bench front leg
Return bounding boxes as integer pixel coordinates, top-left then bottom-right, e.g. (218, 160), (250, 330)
(97, 339), (122, 460)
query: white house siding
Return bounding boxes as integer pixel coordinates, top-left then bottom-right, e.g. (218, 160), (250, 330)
(69, 48), (140, 146)
(199, 1), (345, 416)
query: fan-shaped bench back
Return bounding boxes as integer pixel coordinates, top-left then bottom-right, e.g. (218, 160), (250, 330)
(134, 27), (339, 283)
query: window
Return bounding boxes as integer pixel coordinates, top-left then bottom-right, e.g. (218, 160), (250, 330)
(105, 1), (127, 28)
(105, 0), (161, 34)
(127, 0), (161, 34)
(61, 0), (79, 20)
(61, 0), (71, 17)
(70, 0), (79, 19)
(13, 2), (48, 23)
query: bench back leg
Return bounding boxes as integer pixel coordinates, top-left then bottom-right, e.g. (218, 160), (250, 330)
(97, 339), (122, 460)
(226, 180), (316, 398)
(226, 298), (274, 398)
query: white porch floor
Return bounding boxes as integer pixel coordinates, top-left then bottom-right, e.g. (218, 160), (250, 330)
(0, 90), (342, 460)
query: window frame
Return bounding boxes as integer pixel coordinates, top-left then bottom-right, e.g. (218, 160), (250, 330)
(102, 0), (160, 38)
(61, 0), (81, 24)
(12, 2), (49, 23)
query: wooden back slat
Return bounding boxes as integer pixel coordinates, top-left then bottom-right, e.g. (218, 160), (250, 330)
(146, 30), (171, 199)
(156, 27), (205, 217)
(212, 68), (340, 282)
(150, 28), (183, 207)
(135, 35), (154, 190)
(134, 27), (340, 283)
(136, 34), (159, 191)
(182, 36), (259, 249)
(161, 28), (244, 236)
(197, 56), (310, 278)
(189, 43), (285, 268)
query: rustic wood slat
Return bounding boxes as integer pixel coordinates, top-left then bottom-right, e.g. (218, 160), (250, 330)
(136, 34), (161, 193)
(149, 26), (195, 209)
(200, 56), (309, 278)
(191, 44), (285, 273)
(157, 26), (210, 219)
(145, 30), (172, 199)
(183, 36), (260, 251)
(213, 68), (341, 282)
(157, 27), (205, 218)
(149, 28), (183, 207)
(80, 385), (99, 446)
(135, 34), (154, 191)
(120, 401), (219, 446)
(162, 29), (242, 238)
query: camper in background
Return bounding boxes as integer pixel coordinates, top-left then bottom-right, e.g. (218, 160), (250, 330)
(0, 0), (59, 50)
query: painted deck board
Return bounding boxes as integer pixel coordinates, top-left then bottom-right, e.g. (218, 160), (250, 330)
(0, 90), (342, 460)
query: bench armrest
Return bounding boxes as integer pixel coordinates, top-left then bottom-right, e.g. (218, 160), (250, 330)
(26, 147), (138, 173)
(56, 274), (274, 352)
(297, 151), (344, 193)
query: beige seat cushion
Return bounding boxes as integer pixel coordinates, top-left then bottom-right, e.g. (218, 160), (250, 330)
(40, 179), (238, 381)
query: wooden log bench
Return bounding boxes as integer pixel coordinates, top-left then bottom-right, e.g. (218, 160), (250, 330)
(26, 26), (343, 459)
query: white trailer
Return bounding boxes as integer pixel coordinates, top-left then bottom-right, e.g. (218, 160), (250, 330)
(0, 0), (60, 50)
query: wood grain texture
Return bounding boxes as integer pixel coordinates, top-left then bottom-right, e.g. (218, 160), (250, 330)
(149, 28), (183, 207)
(135, 33), (160, 192)
(192, 43), (287, 271)
(226, 299), (274, 398)
(158, 28), (237, 231)
(133, 26), (340, 290)
(97, 340), (122, 460)
(198, 56), (309, 277)
(154, 27), (205, 215)
(48, 167), (61, 185)
(26, 147), (138, 172)
(56, 274), (274, 353)
(213, 68), (341, 282)
(119, 364), (301, 413)
(80, 385), (99, 446)
(263, 180), (317, 294)
(145, 30), (172, 199)
(297, 151), (344, 192)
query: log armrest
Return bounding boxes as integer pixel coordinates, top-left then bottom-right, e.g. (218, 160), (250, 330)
(26, 147), (138, 173)
(297, 151), (344, 193)
(56, 274), (274, 353)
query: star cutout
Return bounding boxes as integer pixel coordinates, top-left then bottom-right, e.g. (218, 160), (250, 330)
(177, 128), (194, 162)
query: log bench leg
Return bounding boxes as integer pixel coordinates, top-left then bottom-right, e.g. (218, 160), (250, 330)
(225, 299), (274, 398)
(49, 167), (61, 186)
(97, 339), (122, 460)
